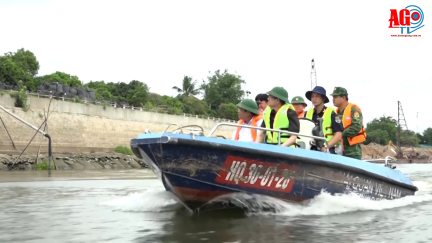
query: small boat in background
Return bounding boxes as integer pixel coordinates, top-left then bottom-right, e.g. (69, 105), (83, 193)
(130, 121), (418, 213)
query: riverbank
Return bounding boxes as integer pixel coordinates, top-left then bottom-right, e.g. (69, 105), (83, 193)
(0, 152), (148, 171)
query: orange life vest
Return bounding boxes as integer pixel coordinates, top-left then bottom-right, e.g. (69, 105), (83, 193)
(297, 110), (306, 118)
(234, 115), (263, 141)
(336, 103), (367, 147)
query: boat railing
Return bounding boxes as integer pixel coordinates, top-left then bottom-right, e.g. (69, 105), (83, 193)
(163, 124), (205, 136)
(362, 156), (397, 169)
(208, 122), (327, 145)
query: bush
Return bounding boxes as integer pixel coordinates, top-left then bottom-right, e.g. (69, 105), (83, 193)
(114, 145), (133, 155)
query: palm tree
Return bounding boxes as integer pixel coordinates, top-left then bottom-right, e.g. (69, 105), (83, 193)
(172, 75), (200, 97)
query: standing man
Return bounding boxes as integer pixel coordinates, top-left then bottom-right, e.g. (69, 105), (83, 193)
(304, 86), (343, 154)
(255, 87), (300, 147)
(330, 87), (367, 160)
(232, 99), (263, 142)
(255, 93), (269, 115)
(291, 96), (307, 118)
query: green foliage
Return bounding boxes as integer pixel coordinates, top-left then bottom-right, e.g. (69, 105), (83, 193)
(179, 96), (209, 115)
(14, 80), (29, 111)
(114, 145), (133, 155)
(400, 130), (420, 147)
(200, 69), (245, 110)
(365, 115), (419, 147)
(0, 48), (246, 120)
(365, 116), (397, 144)
(422, 128), (432, 145)
(172, 75), (200, 97)
(217, 103), (238, 120)
(0, 48), (40, 90)
(36, 71), (82, 87)
(36, 161), (55, 170)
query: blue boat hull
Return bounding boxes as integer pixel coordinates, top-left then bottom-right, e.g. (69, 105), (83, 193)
(130, 133), (417, 211)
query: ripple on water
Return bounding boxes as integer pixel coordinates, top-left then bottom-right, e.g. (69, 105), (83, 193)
(0, 166), (431, 243)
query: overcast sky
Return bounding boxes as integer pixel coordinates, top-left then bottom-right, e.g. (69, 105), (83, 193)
(1, 0), (431, 133)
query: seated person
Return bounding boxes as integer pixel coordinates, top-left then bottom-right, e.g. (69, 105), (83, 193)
(291, 96), (307, 118)
(304, 86), (343, 154)
(255, 93), (269, 115)
(232, 99), (263, 142)
(255, 87), (300, 147)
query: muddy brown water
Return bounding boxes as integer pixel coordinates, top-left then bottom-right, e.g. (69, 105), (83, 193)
(0, 165), (431, 243)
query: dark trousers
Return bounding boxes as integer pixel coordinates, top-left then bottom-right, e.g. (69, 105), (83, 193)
(329, 147), (336, 154)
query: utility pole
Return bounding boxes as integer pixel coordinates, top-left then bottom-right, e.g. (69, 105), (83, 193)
(311, 59), (317, 89)
(397, 101), (409, 157)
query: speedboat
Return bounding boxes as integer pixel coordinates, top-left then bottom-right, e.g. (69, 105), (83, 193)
(130, 119), (418, 212)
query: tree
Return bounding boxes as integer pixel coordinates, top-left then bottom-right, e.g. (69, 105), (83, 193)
(416, 133), (425, 144)
(0, 48), (40, 90)
(200, 69), (245, 110)
(85, 81), (113, 100)
(0, 48), (39, 90)
(160, 96), (183, 115)
(36, 71), (82, 88)
(179, 96), (209, 115)
(7, 48), (40, 77)
(365, 116), (397, 145)
(218, 103), (238, 120)
(400, 130), (420, 147)
(365, 115), (420, 146)
(423, 128), (432, 145)
(365, 129), (389, 145)
(0, 57), (21, 85)
(0, 48), (237, 119)
(125, 80), (150, 107)
(172, 75), (200, 97)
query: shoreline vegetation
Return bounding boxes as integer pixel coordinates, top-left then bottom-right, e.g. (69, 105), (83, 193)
(1, 48), (432, 170)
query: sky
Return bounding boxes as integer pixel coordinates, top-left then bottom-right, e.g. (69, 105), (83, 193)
(1, 0), (431, 133)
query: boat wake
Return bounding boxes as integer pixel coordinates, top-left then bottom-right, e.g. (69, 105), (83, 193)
(99, 179), (432, 217)
(99, 188), (182, 213)
(199, 179), (432, 217)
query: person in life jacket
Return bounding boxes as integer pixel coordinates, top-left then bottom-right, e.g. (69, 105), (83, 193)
(255, 86), (300, 147)
(305, 86), (343, 154)
(232, 99), (264, 142)
(255, 93), (269, 115)
(330, 86), (367, 160)
(291, 96), (307, 118)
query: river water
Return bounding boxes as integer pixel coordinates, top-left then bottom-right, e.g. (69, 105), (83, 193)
(0, 165), (431, 243)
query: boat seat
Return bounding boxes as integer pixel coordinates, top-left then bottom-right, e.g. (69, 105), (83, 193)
(297, 141), (306, 149)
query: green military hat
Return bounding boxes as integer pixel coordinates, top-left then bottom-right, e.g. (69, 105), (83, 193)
(291, 96), (307, 107)
(267, 86), (289, 103)
(236, 99), (259, 115)
(330, 87), (348, 96)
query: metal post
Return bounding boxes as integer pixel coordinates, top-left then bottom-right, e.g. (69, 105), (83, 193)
(0, 105), (53, 176)
(397, 101), (402, 158)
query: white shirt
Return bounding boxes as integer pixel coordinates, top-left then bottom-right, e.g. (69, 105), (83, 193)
(231, 117), (264, 142)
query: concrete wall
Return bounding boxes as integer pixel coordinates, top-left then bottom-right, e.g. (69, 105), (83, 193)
(0, 94), (236, 153)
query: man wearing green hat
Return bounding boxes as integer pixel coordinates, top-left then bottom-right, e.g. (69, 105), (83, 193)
(232, 99), (264, 142)
(255, 86), (300, 147)
(291, 96), (307, 118)
(330, 87), (367, 160)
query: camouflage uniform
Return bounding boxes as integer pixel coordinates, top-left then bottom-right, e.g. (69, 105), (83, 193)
(330, 87), (364, 160)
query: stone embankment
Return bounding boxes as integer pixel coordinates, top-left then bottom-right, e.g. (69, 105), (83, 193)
(0, 152), (148, 171)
